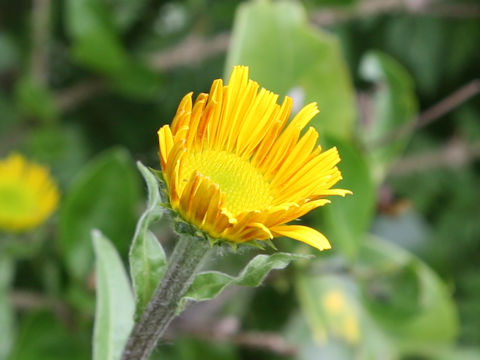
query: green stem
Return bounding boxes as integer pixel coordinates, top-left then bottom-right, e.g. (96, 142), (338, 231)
(121, 234), (211, 360)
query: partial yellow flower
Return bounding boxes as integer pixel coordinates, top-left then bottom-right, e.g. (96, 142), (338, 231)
(158, 66), (351, 250)
(0, 153), (59, 232)
(322, 289), (360, 344)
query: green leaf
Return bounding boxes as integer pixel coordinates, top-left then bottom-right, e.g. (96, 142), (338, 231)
(316, 135), (375, 258)
(359, 50), (417, 182)
(0, 256), (14, 360)
(92, 230), (135, 360)
(66, 0), (161, 99)
(15, 77), (59, 123)
(225, 0), (356, 139)
(100, 0), (149, 32)
(129, 162), (167, 319)
(179, 252), (311, 312)
(59, 148), (140, 280)
(66, 0), (126, 75)
(358, 237), (458, 353)
(111, 61), (162, 100)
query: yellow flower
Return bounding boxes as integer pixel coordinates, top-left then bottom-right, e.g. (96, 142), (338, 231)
(321, 289), (360, 344)
(158, 66), (351, 250)
(0, 153), (59, 232)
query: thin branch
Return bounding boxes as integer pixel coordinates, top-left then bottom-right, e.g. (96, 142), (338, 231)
(312, 0), (405, 26)
(55, 79), (107, 112)
(233, 332), (297, 356)
(311, 0), (480, 26)
(167, 316), (297, 356)
(54, 33), (230, 112)
(417, 2), (480, 18)
(54, 0), (480, 112)
(30, 0), (51, 84)
(10, 290), (72, 324)
(148, 32), (230, 71)
(372, 79), (480, 148)
(390, 139), (480, 175)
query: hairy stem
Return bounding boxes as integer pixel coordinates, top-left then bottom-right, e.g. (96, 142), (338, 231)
(121, 234), (211, 360)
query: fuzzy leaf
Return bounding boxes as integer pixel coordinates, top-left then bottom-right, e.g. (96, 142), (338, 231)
(92, 230), (134, 360)
(178, 252), (311, 312)
(129, 162), (167, 319)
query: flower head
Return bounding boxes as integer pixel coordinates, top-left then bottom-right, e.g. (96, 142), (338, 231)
(322, 289), (360, 344)
(0, 153), (59, 232)
(158, 66), (351, 250)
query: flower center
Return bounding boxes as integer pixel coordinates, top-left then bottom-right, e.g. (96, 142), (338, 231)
(182, 150), (273, 215)
(0, 183), (35, 218)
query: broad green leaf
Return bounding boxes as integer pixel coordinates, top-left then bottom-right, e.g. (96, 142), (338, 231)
(100, 0), (149, 32)
(111, 62), (162, 100)
(0, 256), (14, 360)
(359, 51), (417, 182)
(316, 135), (375, 258)
(179, 252), (311, 312)
(225, 0), (356, 139)
(66, 0), (128, 74)
(92, 230), (135, 360)
(15, 77), (59, 123)
(358, 237), (458, 353)
(8, 312), (89, 360)
(129, 162), (167, 318)
(59, 148), (140, 280)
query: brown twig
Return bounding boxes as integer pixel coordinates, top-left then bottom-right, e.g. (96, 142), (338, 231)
(54, 1), (480, 112)
(233, 331), (297, 356)
(55, 79), (107, 112)
(371, 79), (480, 148)
(417, 1), (480, 18)
(167, 316), (297, 356)
(390, 138), (480, 175)
(10, 290), (72, 324)
(311, 0), (480, 26)
(312, 0), (405, 25)
(30, 0), (51, 84)
(54, 33), (231, 112)
(148, 32), (230, 71)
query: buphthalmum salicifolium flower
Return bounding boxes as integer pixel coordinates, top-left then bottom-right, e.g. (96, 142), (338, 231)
(0, 153), (59, 232)
(158, 66), (351, 251)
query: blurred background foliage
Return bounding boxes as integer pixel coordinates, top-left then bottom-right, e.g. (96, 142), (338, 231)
(1, 0), (480, 359)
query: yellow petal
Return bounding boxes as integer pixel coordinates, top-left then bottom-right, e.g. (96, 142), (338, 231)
(271, 225), (331, 251)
